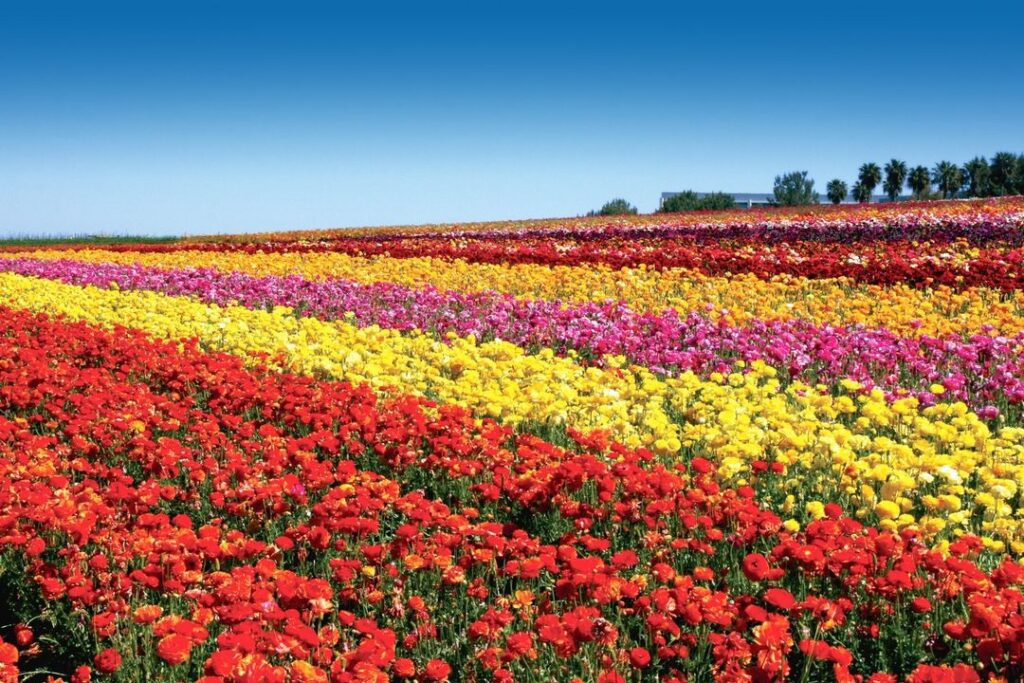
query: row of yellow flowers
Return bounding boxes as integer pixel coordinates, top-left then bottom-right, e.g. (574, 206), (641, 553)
(1, 271), (1022, 555)
(5, 248), (1023, 339)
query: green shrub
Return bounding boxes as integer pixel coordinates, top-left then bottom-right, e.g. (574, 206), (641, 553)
(588, 198), (638, 216)
(770, 171), (819, 206)
(660, 191), (735, 213)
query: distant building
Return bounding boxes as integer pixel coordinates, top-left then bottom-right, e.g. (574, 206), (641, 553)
(659, 191), (889, 209)
(663, 192), (775, 209)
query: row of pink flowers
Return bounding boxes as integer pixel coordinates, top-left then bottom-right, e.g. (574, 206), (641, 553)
(1, 257), (1019, 418)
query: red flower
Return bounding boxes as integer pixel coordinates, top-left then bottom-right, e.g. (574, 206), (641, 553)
(966, 602), (1001, 637)
(610, 550), (638, 569)
(690, 457), (714, 474)
(764, 588), (796, 610)
(742, 553), (770, 582)
(12, 625), (33, 648)
(25, 537), (45, 557)
(423, 659), (451, 681)
(798, 639), (831, 661)
(911, 597), (932, 614)
(93, 648), (123, 674)
(506, 632), (534, 657)
(907, 663), (980, 683)
(628, 647), (651, 668)
(393, 659), (415, 678)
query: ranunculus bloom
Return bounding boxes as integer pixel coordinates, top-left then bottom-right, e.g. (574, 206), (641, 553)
(628, 647), (651, 668)
(764, 587), (796, 610)
(156, 633), (193, 666)
(94, 648), (123, 674)
(133, 605), (163, 624)
(13, 625), (33, 648)
(911, 597), (932, 614)
(393, 658), (416, 678)
(289, 661), (327, 683)
(0, 643), (17, 665)
(742, 553), (770, 582)
(422, 659), (452, 681)
(907, 663), (980, 683)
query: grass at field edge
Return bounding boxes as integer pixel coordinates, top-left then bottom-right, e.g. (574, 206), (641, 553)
(0, 234), (179, 247)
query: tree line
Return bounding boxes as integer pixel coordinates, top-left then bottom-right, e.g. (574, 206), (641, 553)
(590, 192), (736, 216)
(820, 152), (1024, 205)
(590, 151), (1024, 214)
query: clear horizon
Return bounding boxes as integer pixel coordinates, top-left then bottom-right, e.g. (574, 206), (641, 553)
(2, 1), (1023, 237)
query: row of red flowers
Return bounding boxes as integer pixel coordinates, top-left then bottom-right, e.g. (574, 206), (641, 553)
(0, 308), (1022, 682)
(171, 236), (1024, 291)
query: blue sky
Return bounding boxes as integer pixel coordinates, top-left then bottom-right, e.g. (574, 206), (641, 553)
(1, 1), (1022, 236)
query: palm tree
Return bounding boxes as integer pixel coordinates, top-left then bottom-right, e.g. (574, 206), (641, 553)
(851, 180), (871, 203)
(826, 179), (848, 205)
(908, 165), (931, 199)
(932, 161), (963, 199)
(962, 157), (991, 198)
(857, 163), (882, 202)
(882, 159), (908, 202)
(990, 152), (1018, 195)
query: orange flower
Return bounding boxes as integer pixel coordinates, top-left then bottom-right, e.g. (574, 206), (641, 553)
(156, 633), (193, 666)
(402, 553), (426, 570)
(133, 605), (163, 624)
(693, 566), (715, 581)
(511, 590), (535, 610)
(0, 642), (17, 665)
(289, 661), (328, 683)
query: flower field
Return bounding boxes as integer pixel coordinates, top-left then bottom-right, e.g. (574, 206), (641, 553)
(2, 198), (1024, 682)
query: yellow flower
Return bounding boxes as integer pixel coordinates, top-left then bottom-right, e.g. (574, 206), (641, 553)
(874, 501), (901, 520)
(805, 501), (826, 520)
